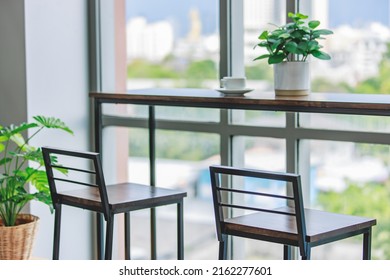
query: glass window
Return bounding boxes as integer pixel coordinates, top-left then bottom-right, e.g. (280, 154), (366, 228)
(125, 1), (220, 258)
(244, 0), (285, 91)
(299, 0), (390, 94)
(232, 136), (286, 259)
(126, 0), (219, 90)
(232, 110), (286, 127)
(307, 140), (390, 259)
(299, 113), (390, 133)
(95, 0), (390, 260)
(128, 128), (220, 259)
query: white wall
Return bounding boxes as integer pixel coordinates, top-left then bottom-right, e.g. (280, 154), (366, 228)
(0, 0), (92, 259)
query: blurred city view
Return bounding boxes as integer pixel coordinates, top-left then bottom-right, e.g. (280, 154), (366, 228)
(122, 0), (390, 260)
(126, 0), (390, 93)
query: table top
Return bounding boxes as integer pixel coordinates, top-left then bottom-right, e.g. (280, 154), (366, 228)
(90, 88), (390, 116)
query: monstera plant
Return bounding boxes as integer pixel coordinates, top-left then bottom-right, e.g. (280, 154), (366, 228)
(0, 116), (73, 227)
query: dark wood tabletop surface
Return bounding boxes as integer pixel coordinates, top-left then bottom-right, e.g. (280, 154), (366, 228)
(90, 88), (390, 116)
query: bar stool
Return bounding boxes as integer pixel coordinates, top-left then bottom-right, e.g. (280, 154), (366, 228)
(42, 146), (187, 260)
(209, 165), (376, 260)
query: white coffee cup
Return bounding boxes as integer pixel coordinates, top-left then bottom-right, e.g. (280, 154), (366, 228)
(220, 77), (246, 89)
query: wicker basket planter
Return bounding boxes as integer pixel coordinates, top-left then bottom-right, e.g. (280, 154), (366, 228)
(0, 214), (39, 260)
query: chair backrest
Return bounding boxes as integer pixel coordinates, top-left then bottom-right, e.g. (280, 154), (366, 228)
(41, 146), (110, 220)
(209, 165), (307, 255)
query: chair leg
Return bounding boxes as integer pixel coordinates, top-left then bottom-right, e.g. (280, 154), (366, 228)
(218, 235), (227, 260)
(302, 245), (311, 260)
(124, 213), (131, 260)
(363, 228), (372, 260)
(97, 213), (104, 260)
(52, 204), (62, 260)
(283, 245), (291, 260)
(177, 200), (184, 260)
(104, 215), (115, 260)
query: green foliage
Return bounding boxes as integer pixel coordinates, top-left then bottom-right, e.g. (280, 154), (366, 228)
(127, 59), (179, 79)
(245, 61), (273, 81)
(186, 59), (217, 80)
(311, 77), (352, 93)
(318, 182), (390, 259)
(127, 58), (218, 88)
(353, 47), (390, 94)
(129, 128), (219, 161)
(313, 42), (390, 94)
(185, 59), (217, 88)
(254, 13), (333, 64)
(0, 116), (73, 226)
(156, 131), (219, 161)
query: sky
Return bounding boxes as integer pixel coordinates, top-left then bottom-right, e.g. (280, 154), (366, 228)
(126, 0), (390, 36)
(126, 0), (218, 37)
(329, 0), (389, 27)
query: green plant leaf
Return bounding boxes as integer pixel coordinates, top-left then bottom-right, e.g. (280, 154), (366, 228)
(312, 50), (331, 60)
(11, 150), (42, 168)
(254, 54), (270, 61)
(279, 33), (290, 39)
(33, 116), (74, 134)
(290, 30), (305, 40)
(298, 41), (309, 53)
(271, 39), (283, 51)
(256, 41), (270, 48)
(35, 192), (53, 213)
(295, 13), (308, 20)
(308, 20), (320, 29)
(312, 29), (333, 37)
(268, 53), (286, 64)
(258, 30), (268, 40)
(307, 40), (319, 51)
(270, 29), (286, 38)
(10, 133), (27, 148)
(0, 123), (38, 139)
(288, 12), (308, 22)
(284, 22), (295, 29)
(26, 169), (50, 193)
(0, 157), (12, 166)
(285, 41), (298, 53)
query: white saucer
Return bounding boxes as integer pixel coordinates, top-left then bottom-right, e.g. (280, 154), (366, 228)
(215, 88), (254, 96)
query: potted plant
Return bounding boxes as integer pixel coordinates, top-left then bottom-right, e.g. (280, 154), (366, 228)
(0, 116), (73, 259)
(254, 12), (333, 96)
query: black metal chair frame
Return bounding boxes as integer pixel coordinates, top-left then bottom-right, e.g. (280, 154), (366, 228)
(209, 165), (376, 260)
(42, 146), (186, 260)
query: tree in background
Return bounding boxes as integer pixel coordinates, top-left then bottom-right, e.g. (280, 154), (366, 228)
(317, 182), (390, 259)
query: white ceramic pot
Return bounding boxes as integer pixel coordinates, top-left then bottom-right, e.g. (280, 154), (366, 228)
(273, 61), (310, 96)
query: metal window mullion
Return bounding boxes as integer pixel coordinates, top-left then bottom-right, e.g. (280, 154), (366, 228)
(296, 127), (390, 145)
(88, 0), (104, 260)
(286, 112), (299, 174)
(219, 0), (231, 79)
(286, 0), (299, 16)
(285, 112), (311, 205)
(285, 112), (301, 260)
(88, 0), (102, 92)
(102, 114), (390, 146)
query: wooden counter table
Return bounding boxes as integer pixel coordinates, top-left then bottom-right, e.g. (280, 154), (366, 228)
(90, 88), (390, 116)
(90, 88), (390, 259)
